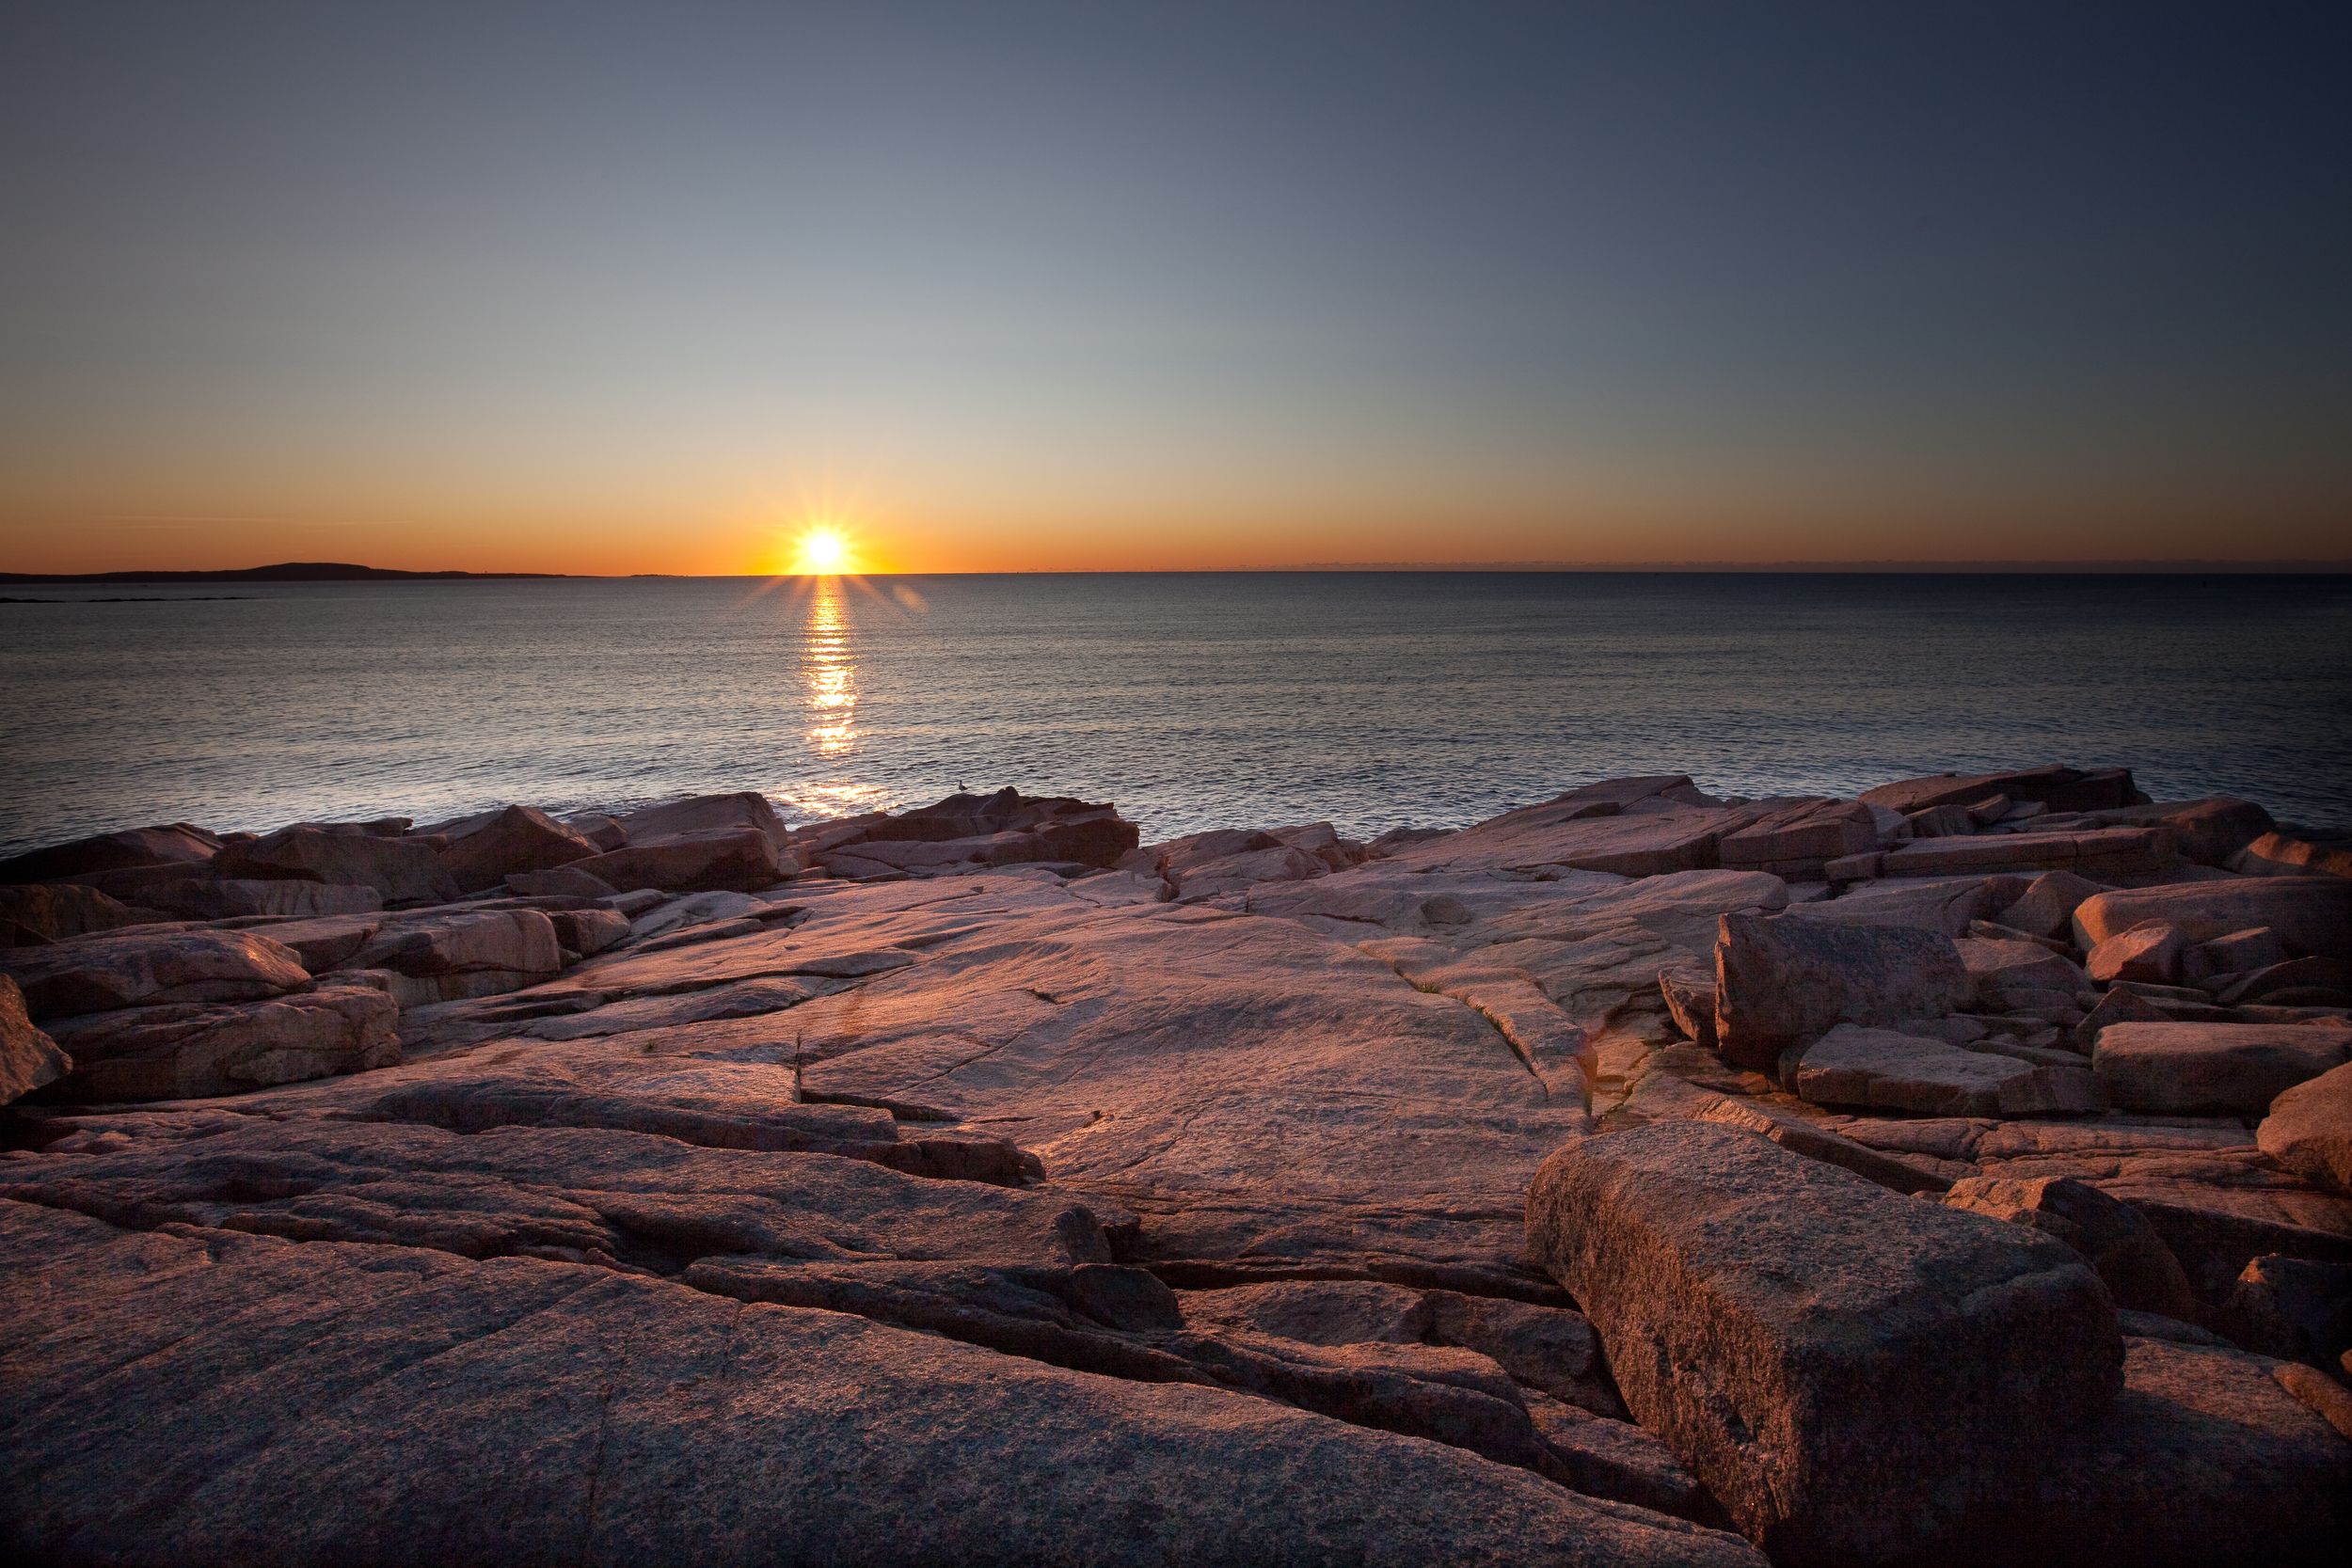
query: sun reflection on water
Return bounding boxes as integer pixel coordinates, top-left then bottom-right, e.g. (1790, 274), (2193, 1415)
(802, 578), (859, 759)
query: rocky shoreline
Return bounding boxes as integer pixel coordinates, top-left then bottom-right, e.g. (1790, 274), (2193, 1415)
(3, 765), (2348, 1565)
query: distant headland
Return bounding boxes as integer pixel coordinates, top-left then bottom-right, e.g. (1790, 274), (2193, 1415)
(0, 562), (567, 584)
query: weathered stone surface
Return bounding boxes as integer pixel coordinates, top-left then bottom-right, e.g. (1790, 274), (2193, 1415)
(1856, 826), (2171, 881)
(0, 928), (310, 1019)
(1993, 868), (2115, 940)
(1958, 935), (2090, 1006)
(1860, 764), (2139, 816)
(2221, 1254), (2352, 1371)
(37, 984), (399, 1101)
(1, 975), (72, 1105)
(546, 906), (629, 958)
(1660, 972), (1717, 1048)
(138, 878), (383, 920)
(858, 788), (1142, 870)
(338, 909), (564, 1006)
(2087, 920), (2187, 984)
(2202, 925), (2290, 974)
(573, 827), (785, 893)
(0, 883), (140, 941)
(2230, 831), (2352, 880)
(433, 804), (600, 892)
(1690, 1092), (1953, 1194)
(1714, 912), (1973, 1069)
(1784, 875), (2024, 937)
(1943, 1174), (2200, 1318)
(1793, 1023), (2101, 1117)
(2075, 876), (2352, 959)
(1716, 799), (1876, 879)
(0, 1202), (1764, 1568)
(0, 823), (222, 886)
(2263, 1061), (2352, 1196)
(2086, 797), (2277, 867)
(613, 790), (790, 852)
(1379, 778), (1756, 879)
(504, 863), (619, 897)
(2216, 955), (2352, 1006)
(2094, 1022), (2350, 1114)
(1527, 1121), (2122, 1566)
(215, 827), (460, 904)
(2074, 983), (2173, 1047)
(1958, 1336), (2350, 1567)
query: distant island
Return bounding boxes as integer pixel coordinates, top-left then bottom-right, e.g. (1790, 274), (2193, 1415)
(0, 562), (567, 584)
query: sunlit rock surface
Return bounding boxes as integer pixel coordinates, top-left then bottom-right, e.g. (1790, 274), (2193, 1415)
(5, 771), (2351, 1564)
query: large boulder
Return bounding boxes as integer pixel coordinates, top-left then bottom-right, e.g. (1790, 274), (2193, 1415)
(2080, 797), (2276, 866)
(1713, 912), (1973, 1069)
(1957, 935), (2090, 1008)
(0, 975), (71, 1105)
(2230, 832), (2352, 881)
(1783, 875), (2025, 937)
(573, 829), (784, 894)
(0, 823), (222, 886)
(1844, 826), (2172, 883)
(1943, 1175), (2201, 1318)
(0, 929), (310, 1020)
(2074, 877), (2352, 960)
(337, 910), (564, 1006)
(863, 788), (1142, 869)
(1380, 777), (1758, 879)
(1993, 869), (2115, 941)
(1527, 1121), (2122, 1565)
(1715, 800), (1877, 880)
(215, 828), (460, 905)
(2093, 1022), (2351, 1115)
(0, 1201), (1768, 1568)
(1860, 764), (2140, 816)
(612, 792), (791, 854)
(0, 884), (139, 941)
(1792, 1023), (2101, 1117)
(136, 879), (383, 921)
(2259, 1061), (2352, 1196)
(37, 984), (400, 1101)
(432, 805), (601, 893)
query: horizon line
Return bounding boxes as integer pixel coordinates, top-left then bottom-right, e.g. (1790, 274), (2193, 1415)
(8, 557), (2352, 583)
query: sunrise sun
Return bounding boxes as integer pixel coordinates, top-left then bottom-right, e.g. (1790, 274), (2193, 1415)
(791, 527), (852, 575)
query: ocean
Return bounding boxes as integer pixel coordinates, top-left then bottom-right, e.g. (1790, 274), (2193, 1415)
(4, 572), (2348, 854)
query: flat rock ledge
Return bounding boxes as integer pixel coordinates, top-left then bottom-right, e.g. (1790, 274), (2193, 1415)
(3, 766), (2350, 1565)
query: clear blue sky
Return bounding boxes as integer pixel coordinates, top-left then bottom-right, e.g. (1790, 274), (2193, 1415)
(4, 2), (2345, 571)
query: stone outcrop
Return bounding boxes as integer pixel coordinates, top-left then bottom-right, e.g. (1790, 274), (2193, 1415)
(2074, 876), (2352, 958)
(37, 984), (400, 1101)
(2261, 1062), (2352, 1196)
(573, 827), (785, 892)
(215, 827), (461, 904)
(1, 975), (71, 1105)
(1527, 1120), (2122, 1565)
(2093, 1022), (2350, 1114)
(1713, 912), (1973, 1069)
(0, 928), (310, 1019)
(0, 822), (223, 885)
(0, 883), (141, 941)
(7, 766), (2349, 1565)
(431, 804), (602, 892)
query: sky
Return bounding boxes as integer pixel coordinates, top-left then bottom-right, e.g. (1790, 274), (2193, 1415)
(2, 2), (2346, 575)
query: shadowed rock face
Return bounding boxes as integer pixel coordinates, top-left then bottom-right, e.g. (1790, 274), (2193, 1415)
(1528, 1120), (2122, 1567)
(1713, 912), (1973, 1069)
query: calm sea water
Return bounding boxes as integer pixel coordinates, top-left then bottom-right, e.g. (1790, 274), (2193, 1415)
(4, 573), (2348, 854)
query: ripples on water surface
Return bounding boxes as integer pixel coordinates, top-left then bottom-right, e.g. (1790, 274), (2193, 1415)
(4, 573), (2348, 851)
